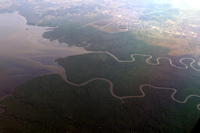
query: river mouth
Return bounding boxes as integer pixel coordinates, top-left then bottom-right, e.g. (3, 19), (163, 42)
(0, 11), (89, 99)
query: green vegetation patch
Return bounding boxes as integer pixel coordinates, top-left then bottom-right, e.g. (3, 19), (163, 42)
(0, 74), (199, 132)
(0, 74), (122, 132)
(57, 53), (200, 101)
(42, 18), (170, 60)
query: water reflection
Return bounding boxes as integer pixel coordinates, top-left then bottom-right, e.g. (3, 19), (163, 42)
(0, 11), (89, 99)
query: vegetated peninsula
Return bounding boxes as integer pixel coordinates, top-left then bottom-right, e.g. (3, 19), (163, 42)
(0, 0), (200, 132)
(0, 54), (200, 132)
(1, 42), (200, 132)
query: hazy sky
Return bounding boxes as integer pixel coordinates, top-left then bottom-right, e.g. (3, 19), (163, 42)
(174, 0), (200, 8)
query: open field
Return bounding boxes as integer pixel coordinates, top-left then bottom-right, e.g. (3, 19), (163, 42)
(100, 23), (126, 33)
(133, 31), (194, 56)
(92, 20), (112, 27)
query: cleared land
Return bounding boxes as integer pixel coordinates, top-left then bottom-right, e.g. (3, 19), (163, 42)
(92, 20), (112, 27)
(133, 31), (194, 56)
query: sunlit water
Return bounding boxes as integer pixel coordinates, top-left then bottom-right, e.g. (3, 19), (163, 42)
(0, 11), (89, 99)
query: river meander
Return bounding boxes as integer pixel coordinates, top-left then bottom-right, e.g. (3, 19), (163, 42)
(1, 11), (200, 111)
(0, 11), (89, 99)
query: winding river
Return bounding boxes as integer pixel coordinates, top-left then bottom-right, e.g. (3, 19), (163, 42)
(56, 51), (200, 110)
(1, 12), (200, 111)
(23, 48), (200, 110)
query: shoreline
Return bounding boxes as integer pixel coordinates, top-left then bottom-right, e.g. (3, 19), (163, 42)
(0, 11), (89, 101)
(1, 51), (200, 110)
(3, 51), (199, 110)
(1, 12), (200, 111)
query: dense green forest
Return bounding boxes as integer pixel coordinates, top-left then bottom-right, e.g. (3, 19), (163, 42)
(42, 17), (172, 61)
(57, 53), (200, 101)
(0, 73), (199, 132)
(0, 2), (200, 132)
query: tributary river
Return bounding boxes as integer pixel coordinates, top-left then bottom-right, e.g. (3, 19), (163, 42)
(0, 11), (89, 99)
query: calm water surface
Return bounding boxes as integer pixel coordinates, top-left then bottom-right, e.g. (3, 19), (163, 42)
(0, 12), (89, 99)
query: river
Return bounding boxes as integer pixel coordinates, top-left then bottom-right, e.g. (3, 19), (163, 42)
(0, 11), (89, 99)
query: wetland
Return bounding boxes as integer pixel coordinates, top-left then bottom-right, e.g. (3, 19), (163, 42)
(0, 9), (200, 133)
(0, 11), (89, 99)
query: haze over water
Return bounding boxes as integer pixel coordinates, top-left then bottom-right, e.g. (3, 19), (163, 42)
(0, 11), (89, 99)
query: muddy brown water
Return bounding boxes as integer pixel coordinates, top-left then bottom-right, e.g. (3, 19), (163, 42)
(0, 11), (89, 99)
